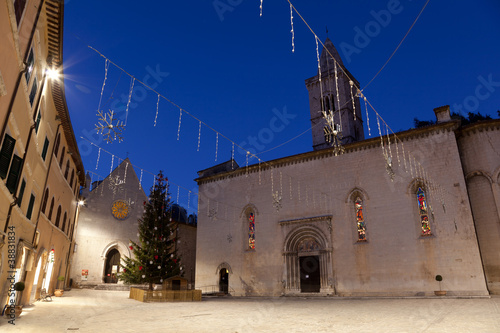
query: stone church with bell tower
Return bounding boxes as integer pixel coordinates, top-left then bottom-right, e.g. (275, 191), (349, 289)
(194, 38), (500, 297)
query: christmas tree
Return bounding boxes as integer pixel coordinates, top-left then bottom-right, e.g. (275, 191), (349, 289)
(119, 171), (182, 290)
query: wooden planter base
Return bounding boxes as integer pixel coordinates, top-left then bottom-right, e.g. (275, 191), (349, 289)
(434, 290), (447, 296)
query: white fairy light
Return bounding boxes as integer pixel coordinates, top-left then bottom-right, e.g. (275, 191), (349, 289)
(215, 132), (219, 161)
(271, 166), (274, 194)
(246, 151), (249, 177)
(187, 191), (191, 210)
(110, 155), (114, 175)
(197, 121), (201, 151)
(139, 169), (143, 189)
(95, 148), (101, 170)
(124, 77), (135, 126)
(280, 171), (283, 198)
(334, 61), (341, 132)
(395, 139), (401, 167)
(154, 94), (160, 127)
(258, 160), (261, 185)
(177, 109), (182, 140)
(97, 59), (109, 112)
(290, 4), (295, 53)
(377, 114), (385, 156)
(364, 96), (371, 136)
(289, 176), (292, 200)
(231, 143), (234, 169)
(349, 80), (356, 121)
(260, 0), (263, 16)
(315, 36), (324, 111)
(124, 162), (128, 183)
(402, 143), (408, 173)
(386, 124), (393, 160)
(176, 186), (180, 204)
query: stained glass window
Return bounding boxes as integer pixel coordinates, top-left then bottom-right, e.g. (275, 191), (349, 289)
(248, 212), (255, 250)
(417, 187), (431, 236)
(355, 197), (367, 241)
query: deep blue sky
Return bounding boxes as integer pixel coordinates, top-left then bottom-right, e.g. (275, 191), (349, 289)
(62, 0), (500, 214)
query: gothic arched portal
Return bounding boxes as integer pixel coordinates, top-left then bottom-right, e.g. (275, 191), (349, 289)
(282, 223), (334, 295)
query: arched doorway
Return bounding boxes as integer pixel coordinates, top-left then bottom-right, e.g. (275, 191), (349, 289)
(282, 224), (334, 295)
(104, 249), (120, 283)
(219, 268), (229, 294)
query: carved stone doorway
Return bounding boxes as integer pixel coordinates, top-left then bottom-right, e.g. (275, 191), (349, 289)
(281, 216), (335, 295)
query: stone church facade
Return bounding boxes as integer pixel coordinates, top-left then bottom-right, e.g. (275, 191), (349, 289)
(70, 158), (147, 287)
(194, 39), (499, 297)
(70, 158), (198, 288)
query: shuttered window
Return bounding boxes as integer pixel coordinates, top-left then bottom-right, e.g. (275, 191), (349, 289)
(14, 0), (27, 25)
(26, 194), (35, 220)
(29, 77), (38, 106)
(6, 155), (23, 194)
(17, 179), (26, 207)
(35, 110), (42, 133)
(0, 134), (16, 179)
(41, 137), (49, 161)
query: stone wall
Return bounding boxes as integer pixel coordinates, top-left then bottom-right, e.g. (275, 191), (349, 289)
(457, 120), (500, 294)
(195, 122), (489, 296)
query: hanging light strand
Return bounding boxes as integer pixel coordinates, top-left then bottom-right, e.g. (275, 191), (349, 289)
(154, 94), (160, 127)
(124, 77), (135, 126)
(97, 59), (109, 112)
(290, 4), (295, 52)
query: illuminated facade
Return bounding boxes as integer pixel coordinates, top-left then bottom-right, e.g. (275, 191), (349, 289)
(0, 0), (85, 307)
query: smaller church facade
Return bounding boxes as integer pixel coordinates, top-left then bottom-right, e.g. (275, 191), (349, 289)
(194, 40), (499, 297)
(70, 158), (147, 286)
(70, 159), (198, 288)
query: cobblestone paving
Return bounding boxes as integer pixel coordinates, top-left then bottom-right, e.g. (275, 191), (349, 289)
(1, 290), (499, 332)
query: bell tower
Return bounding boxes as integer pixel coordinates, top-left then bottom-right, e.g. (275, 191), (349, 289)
(305, 38), (364, 151)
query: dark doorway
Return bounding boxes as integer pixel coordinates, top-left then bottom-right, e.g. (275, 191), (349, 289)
(300, 256), (320, 293)
(172, 279), (181, 290)
(219, 268), (229, 294)
(104, 249), (120, 283)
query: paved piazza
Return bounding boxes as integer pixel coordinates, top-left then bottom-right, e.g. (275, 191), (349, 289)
(1, 290), (499, 332)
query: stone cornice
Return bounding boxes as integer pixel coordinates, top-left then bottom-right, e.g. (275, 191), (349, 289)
(279, 215), (332, 226)
(196, 120), (460, 185)
(456, 119), (500, 137)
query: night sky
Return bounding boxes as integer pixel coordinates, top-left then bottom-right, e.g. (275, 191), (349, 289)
(62, 0), (500, 214)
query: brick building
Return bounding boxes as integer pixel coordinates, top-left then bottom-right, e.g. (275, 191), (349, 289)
(194, 39), (500, 297)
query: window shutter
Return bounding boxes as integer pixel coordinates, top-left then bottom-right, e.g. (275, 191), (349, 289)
(17, 179), (26, 207)
(6, 155), (23, 194)
(35, 110), (42, 133)
(26, 194), (35, 220)
(41, 137), (49, 161)
(0, 134), (16, 179)
(29, 79), (38, 106)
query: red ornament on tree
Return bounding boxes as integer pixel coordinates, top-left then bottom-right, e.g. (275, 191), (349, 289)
(129, 246), (133, 250)
(173, 259), (177, 263)
(154, 255), (158, 260)
(139, 266), (143, 271)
